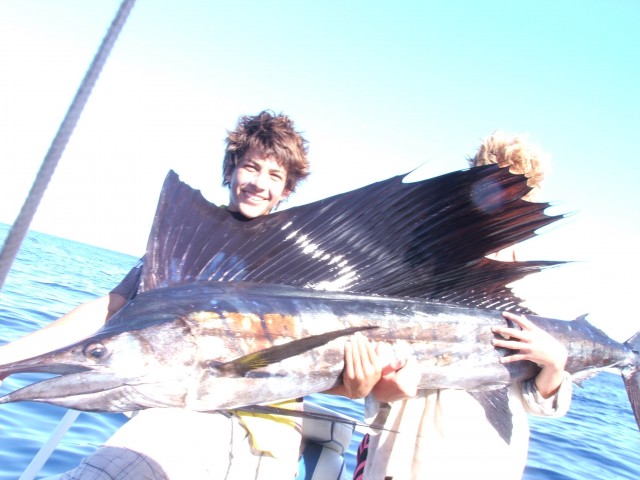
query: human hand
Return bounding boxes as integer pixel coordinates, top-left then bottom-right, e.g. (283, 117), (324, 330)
(341, 332), (383, 399)
(492, 311), (568, 397)
(371, 342), (420, 402)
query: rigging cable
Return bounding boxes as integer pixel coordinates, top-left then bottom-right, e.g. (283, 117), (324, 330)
(0, 0), (137, 291)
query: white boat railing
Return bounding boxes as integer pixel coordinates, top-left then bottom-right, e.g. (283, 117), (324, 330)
(18, 410), (81, 480)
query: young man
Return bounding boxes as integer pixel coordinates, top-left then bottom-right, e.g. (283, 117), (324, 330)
(0, 110), (382, 479)
(65, 111), (308, 479)
(354, 131), (573, 480)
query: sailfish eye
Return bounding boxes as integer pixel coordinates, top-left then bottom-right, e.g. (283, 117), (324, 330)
(83, 342), (108, 361)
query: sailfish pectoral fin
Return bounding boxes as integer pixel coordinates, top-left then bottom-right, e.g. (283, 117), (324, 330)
(469, 388), (513, 444)
(211, 325), (378, 377)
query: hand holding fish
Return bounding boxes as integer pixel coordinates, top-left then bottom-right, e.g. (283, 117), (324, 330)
(371, 342), (421, 402)
(342, 332), (383, 399)
(492, 311), (568, 398)
(341, 336), (421, 401)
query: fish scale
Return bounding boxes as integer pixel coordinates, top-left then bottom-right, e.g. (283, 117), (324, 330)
(1, 282), (637, 419)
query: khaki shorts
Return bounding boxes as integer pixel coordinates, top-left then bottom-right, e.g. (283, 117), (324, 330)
(59, 409), (300, 480)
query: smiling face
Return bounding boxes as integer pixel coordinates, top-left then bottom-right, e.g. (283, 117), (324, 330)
(226, 148), (291, 218)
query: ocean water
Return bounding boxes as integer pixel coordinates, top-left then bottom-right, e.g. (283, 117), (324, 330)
(0, 224), (638, 479)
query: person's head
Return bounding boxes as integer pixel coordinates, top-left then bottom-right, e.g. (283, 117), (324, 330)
(468, 130), (550, 201)
(222, 110), (310, 218)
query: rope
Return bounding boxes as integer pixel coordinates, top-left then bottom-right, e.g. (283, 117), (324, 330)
(0, 0), (137, 291)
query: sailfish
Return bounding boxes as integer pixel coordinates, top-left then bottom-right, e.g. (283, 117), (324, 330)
(0, 165), (638, 444)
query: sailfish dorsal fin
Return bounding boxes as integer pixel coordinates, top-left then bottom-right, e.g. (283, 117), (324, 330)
(140, 165), (565, 311)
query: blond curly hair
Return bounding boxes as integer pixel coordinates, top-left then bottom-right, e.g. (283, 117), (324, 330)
(468, 130), (550, 201)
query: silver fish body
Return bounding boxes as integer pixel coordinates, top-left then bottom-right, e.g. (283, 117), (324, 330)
(1, 282), (638, 426)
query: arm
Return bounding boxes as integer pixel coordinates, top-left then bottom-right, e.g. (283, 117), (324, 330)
(0, 257), (141, 370)
(371, 351), (420, 402)
(0, 293), (126, 368)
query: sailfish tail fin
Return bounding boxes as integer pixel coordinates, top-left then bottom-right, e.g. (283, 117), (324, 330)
(622, 331), (640, 430)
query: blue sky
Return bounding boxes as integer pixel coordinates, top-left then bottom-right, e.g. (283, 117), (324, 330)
(0, 0), (638, 340)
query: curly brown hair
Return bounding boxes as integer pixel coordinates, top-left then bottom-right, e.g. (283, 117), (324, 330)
(468, 130), (550, 201)
(222, 110), (310, 195)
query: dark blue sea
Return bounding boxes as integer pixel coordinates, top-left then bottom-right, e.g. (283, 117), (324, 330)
(0, 224), (638, 479)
